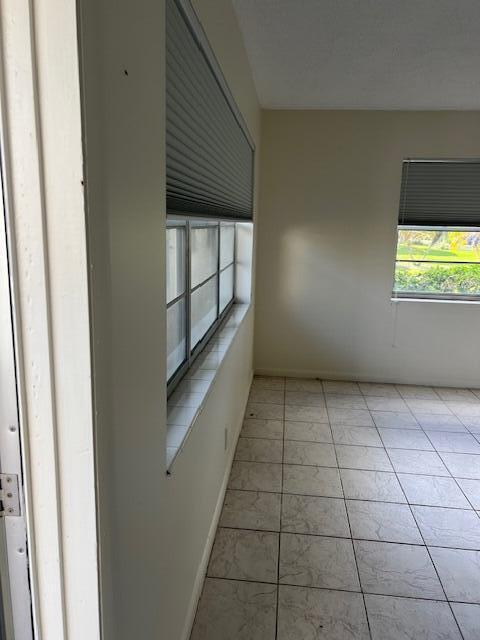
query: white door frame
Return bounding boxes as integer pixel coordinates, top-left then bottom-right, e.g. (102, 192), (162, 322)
(0, 0), (100, 638)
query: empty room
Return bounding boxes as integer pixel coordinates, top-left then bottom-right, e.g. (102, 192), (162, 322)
(0, 0), (479, 639)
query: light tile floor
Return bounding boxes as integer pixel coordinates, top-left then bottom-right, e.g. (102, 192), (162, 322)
(190, 377), (480, 640)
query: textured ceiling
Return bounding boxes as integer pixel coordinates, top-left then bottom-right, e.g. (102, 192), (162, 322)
(231, 0), (480, 109)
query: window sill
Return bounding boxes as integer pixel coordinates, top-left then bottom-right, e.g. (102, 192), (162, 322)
(166, 302), (250, 472)
(391, 296), (480, 305)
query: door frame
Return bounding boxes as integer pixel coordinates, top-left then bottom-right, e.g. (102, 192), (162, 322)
(0, 0), (100, 638)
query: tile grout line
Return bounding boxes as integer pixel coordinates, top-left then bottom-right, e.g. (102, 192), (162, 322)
(273, 377), (286, 640)
(326, 386), (374, 640)
(360, 387), (467, 640)
(419, 423), (480, 515)
(228, 483), (479, 511)
(207, 572), (480, 602)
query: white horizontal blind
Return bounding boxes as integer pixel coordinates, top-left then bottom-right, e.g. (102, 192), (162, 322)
(166, 0), (254, 220)
(399, 160), (480, 226)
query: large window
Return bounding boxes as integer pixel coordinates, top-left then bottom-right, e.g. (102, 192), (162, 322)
(166, 220), (236, 392)
(393, 227), (480, 300)
(393, 159), (480, 301)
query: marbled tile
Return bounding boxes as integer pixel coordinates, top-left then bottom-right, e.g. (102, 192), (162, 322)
(396, 385), (440, 400)
(190, 578), (277, 640)
(447, 402), (480, 417)
(346, 500), (423, 544)
(245, 402), (284, 420)
(430, 547), (480, 603)
(406, 399), (452, 415)
(169, 389), (205, 409)
(328, 408), (374, 427)
(234, 437), (283, 463)
(248, 388), (285, 405)
(283, 441), (336, 467)
(331, 425), (382, 447)
(283, 465), (343, 498)
(412, 506), (480, 550)
(325, 393), (367, 410)
(463, 416), (480, 432)
(285, 405), (328, 423)
(167, 405), (198, 427)
(440, 452), (480, 479)
(398, 474), (470, 508)
(208, 528), (279, 583)
(365, 594), (461, 640)
(416, 413), (466, 432)
(284, 421), (332, 443)
(281, 494), (350, 537)
(187, 368), (216, 382)
(166, 424), (189, 449)
(277, 586), (370, 640)
(340, 469), (406, 503)
(179, 378), (210, 394)
(323, 380), (361, 395)
(378, 428), (433, 450)
(285, 391), (326, 407)
(371, 411), (420, 429)
(219, 490), (281, 531)
(336, 445), (393, 472)
(241, 419), (283, 440)
(435, 388), (479, 403)
(426, 431), (480, 454)
(456, 478), (480, 509)
(285, 378), (324, 393)
(358, 382), (400, 398)
(451, 603), (480, 640)
(228, 461), (282, 493)
(251, 376), (285, 391)
(354, 540), (445, 599)
(279, 533), (360, 591)
(388, 449), (450, 476)
(365, 397), (409, 412)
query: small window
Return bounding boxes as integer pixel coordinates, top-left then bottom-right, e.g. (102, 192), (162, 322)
(166, 220), (236, 393)
(393, 227), (480, 299)
(393, 159), (480, 300)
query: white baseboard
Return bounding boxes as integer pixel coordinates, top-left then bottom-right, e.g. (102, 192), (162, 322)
(254, 366), (479, 389)
(180, 369), (253, 640)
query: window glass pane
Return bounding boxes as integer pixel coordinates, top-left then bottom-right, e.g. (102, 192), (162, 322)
(166, 227), (186, 303)
(191, 276), (218, 349)
(167, 298), (186, 379)
(396, 229), (480, 263)
(220, 223), (235, 269)
(191, 225), (218, 289)
(219, 264), (234, 313)
(394, 262), (480, 296)
(394, 227), (480, 297)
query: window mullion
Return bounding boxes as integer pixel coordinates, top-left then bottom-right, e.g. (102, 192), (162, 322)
(186, 220), (192, 362)
(216, 222), (220, 320)
(233, 224), (237, 302)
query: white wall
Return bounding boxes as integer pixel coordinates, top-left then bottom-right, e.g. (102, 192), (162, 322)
(78, 0), (260, 638)
(255, 110), (480, 387)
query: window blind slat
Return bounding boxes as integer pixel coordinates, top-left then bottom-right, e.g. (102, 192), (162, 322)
(399, 160), (480, 226)
(166, 0), (253, 221)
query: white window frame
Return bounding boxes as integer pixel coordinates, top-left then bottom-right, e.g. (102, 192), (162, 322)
(167, 219), (236, 396)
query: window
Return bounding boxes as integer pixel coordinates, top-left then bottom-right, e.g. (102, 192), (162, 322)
(166, 220), (236, 393)
(393, 159), (480, 300)
(393, 227), (480, 299)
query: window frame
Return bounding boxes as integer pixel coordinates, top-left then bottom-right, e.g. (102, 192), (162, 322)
(393, 224), (480, 302)
(166, 218), (236, 396)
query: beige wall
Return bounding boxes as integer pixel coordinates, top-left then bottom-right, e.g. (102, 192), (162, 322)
(255, 110), (480, 387)
(78, 0), (259, 638)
